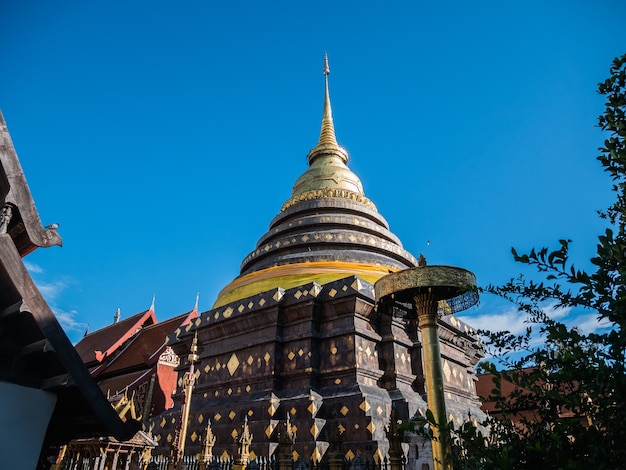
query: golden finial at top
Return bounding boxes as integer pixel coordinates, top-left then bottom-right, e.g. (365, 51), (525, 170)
(287, 54), (367, 206)
(313, 53), (340, 155)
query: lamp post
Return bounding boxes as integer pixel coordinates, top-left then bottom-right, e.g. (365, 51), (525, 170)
(375, 263), (478, 470)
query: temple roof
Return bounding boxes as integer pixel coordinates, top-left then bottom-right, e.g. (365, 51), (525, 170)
(75, 305), (157, 367)
(0, 113), (62, 255)
(74, 299), (197, 419)
(100, 309), (196, 376)
(214, 58), (416, 307)
(98, 369), (154, 400)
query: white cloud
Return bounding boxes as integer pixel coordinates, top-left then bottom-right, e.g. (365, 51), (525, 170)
(52, 305), (86, 333)
(25, 269), (86, 335)
(567, 311), (612, 335)
(36, 279), (68, 302)
(460, 301), (573, 337)
(24, 260), (44, 274)
(461, 305), (529, 336)
(459, 300), (613, 365)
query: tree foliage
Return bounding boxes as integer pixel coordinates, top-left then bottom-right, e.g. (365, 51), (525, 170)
(427, 54), (626, 469)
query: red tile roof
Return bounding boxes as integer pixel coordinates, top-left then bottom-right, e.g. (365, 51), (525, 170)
(102, 310), (196, 375)
(75, 308), (156, 365)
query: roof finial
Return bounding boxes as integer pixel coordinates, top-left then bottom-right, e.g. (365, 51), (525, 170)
(305, 54), (349, 166)
(194, 292), (200, 312)
(316, 53), (339, 149)
(113, 308), (120, 324)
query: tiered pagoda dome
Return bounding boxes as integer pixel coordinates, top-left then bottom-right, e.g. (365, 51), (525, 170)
(156, 58), (485, 468)
(214, 56), (417, 307)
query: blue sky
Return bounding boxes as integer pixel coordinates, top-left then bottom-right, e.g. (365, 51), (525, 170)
(2, 1), (625, 344)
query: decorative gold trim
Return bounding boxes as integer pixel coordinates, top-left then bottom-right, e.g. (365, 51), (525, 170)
(157, 346), (180, 367)
(281, 188), (376, 211)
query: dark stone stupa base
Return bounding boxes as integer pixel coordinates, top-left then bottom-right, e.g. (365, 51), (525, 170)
(150, 276), (484, 464)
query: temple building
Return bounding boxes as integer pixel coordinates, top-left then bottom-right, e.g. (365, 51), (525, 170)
(150, 57), (485, 468)
(0, 112), (139, 469)
(75, 299), (198, 420)
(55, 301), (199, 468)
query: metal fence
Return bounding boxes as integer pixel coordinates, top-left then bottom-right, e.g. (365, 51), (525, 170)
(146, 455), (402, 470)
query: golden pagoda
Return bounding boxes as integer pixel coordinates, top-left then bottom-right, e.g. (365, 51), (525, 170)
(215, 54), (417, 307)
(151, 57), (485, 469)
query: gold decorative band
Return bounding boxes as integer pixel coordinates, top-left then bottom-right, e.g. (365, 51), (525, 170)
(213, 261), (397, 308)
(281, 188), (377, 211)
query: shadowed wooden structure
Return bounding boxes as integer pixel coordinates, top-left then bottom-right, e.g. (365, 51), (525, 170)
(0, 112), (139, 469)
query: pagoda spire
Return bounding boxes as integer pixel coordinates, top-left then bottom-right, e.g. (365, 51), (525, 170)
(307, 54), (348, 164)
(318, 53), (337, 147)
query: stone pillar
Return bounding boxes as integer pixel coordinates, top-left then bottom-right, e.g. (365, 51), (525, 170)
(413, 293), (450, 470)
(374, 264), (478, 470)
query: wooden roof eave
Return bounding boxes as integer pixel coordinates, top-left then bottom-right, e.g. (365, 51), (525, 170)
(0, 232), (139, 442)
(0, 112), (62, 256)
